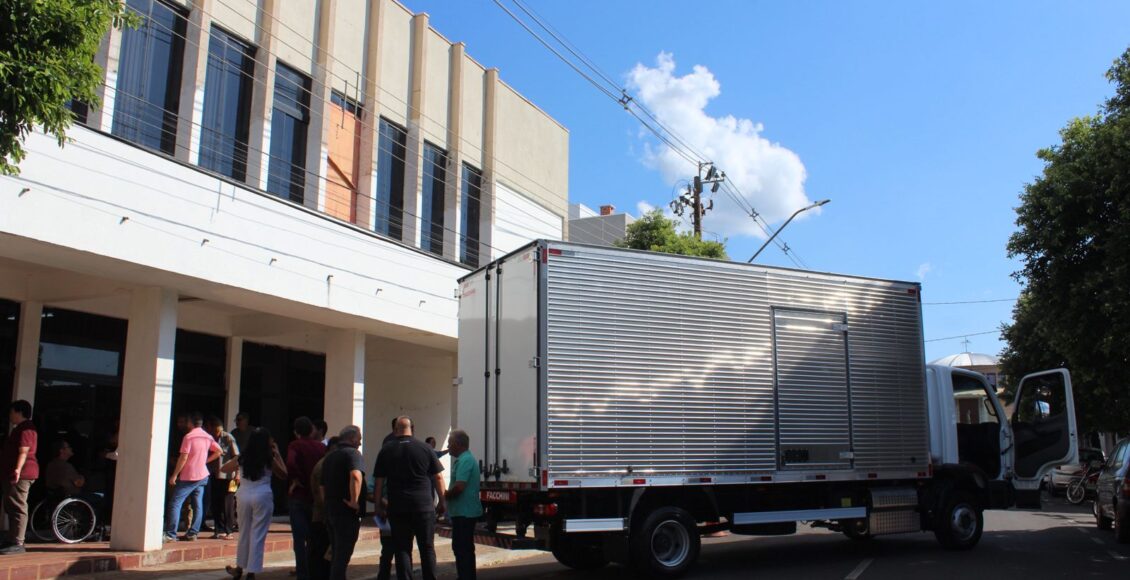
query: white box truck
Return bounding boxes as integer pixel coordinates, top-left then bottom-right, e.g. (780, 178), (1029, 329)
(456, 240), (1077, 576)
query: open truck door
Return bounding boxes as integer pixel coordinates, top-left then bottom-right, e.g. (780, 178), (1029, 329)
(1010, 369), (1078, 497)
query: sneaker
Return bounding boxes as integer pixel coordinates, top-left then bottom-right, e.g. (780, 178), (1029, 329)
(164, 535), (179, 543)
(184, 533), (198, 542)
(0, 544), (25, 555)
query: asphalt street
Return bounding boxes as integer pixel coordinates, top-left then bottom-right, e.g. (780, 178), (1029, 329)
(474, 497), (1128, 579)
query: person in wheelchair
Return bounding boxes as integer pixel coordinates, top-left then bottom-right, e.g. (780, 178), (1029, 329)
(45, 441), (103, 512)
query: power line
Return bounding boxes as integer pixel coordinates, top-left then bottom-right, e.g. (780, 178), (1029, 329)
(924, 330), (1000, 343)
(922, 298), (1018, 305)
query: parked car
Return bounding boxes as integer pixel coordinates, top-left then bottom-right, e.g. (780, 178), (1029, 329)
(1093, 437), (1130, 542)
(1050, 448), (1105, 495)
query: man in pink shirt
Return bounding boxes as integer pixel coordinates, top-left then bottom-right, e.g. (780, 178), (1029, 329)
(165, 413), (221, 542)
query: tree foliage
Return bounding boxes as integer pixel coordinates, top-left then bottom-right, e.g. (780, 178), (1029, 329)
(0, 0), (135, 175)
(614, 209), (728, 259)
(1001, 48), (1130, 432)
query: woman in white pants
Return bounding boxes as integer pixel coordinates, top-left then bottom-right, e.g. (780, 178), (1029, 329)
(223, 428), (287, 580)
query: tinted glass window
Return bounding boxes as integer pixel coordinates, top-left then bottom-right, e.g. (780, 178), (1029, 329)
(952, 374), (998, 425)
(266, 63), (310, 203)
(113, 0), (186, 154)
(460, 164), (482, 267)
(1108, 441), (1127, 472)
(421, 142), (447, 255)
(375, 118), (407, 240)
(199, 27), (255, 181)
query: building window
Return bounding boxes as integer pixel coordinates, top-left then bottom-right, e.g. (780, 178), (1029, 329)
(325, 92), (362, 222)
(267, 63), (311, 204)
(67, 101), (89, 125)
(375, 118), (407, 240)
(420, 142), (447, 255)
(112, 0), (186, 155)
(199, 27), (255, 181)
(460, 164), (482, 267)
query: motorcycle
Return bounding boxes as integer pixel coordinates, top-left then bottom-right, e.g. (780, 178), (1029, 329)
(1066, 462), (1101, 504)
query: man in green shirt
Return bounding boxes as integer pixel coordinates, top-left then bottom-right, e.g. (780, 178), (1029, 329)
(444, 430), (482, 580)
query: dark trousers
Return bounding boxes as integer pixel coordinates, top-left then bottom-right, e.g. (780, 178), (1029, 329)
(307, 520), (330, 580)
(325, 509), (360, 580)
(289, 499), (314, 580)
(390, 511), (437, 580)
(209, 478), (235, 534)
(451, 516), (478, 580)
(376, 527), (397, 580)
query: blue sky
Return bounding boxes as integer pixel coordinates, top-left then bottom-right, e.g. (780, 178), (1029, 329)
(405, 0), (1130, 361)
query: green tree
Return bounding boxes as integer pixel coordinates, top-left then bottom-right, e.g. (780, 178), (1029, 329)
(0, 0), (135, 175)
(614, 209), (728, 259)
(1001, 47), (1130, 432)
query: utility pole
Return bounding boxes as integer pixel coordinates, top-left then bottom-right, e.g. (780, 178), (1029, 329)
(671, 162), (725, 238)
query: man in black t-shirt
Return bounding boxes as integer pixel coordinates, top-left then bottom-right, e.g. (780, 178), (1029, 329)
(321, 425), (364, 580)
(374, 416), (446, 580)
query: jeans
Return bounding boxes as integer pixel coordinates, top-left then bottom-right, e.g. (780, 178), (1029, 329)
(325, 508), (360, 580)
(390, 510), (437, 580)
(289, 498), (314, 579)
(451, 516), (478, 580)
(376, 525), (400, 580)
(165, 477), (208, 538)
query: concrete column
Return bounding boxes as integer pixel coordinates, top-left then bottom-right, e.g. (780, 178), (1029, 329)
(175, 0), (214, 164)
(12, 302), (42, 406)
(355, 0), (387, 231)
(324, 329), (365, 455)
(308, 0), (337, 212)
(248, 0), (280, 190)
(442, 43), (465, 262)
(91, 26), (124, 132)
(111, 288), (178, 552)
(480, 68), (499, 261)
(224, 337), (243, 427)
(402, 13), (430, 248)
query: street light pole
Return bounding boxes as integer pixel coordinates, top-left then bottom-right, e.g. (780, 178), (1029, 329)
(746, 199), (830, 264)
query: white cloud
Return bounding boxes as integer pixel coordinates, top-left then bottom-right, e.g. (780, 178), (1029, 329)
(916, 262), (932, 281)
(627, 53), (812, 239)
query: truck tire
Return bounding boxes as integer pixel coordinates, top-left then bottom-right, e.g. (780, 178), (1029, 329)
(630, 506), (700, 577)
(550, 532), (608, 570)
(842, 518), (872, 540)
(934, 492), (983, 550)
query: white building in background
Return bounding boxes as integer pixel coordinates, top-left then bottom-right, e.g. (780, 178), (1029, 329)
(0, 0), (567, 551)
(568, 203), (634, 247)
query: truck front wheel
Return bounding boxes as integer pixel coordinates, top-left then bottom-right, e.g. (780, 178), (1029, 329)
(630, 506), (701, 577)
(550, 532), (608, 570)
(934, 492), (983, 550)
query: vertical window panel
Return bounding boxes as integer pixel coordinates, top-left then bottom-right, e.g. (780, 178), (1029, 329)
(199, 27), (255, 181)
(420, 142), (447, 255)
(325, 92), (362, 223)
(460, 164), (482, 267)
(112, 0), (186, 154)
(266, 63), (311, 204)
(375, 118), (407, 240)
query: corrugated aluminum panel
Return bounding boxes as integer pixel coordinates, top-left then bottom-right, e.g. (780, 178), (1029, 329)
(543, 243), (927, 480)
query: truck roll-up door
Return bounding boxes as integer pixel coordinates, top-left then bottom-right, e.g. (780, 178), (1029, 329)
(772, 308), (854, 470)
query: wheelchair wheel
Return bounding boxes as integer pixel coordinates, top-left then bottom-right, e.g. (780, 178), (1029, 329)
(29, 500), (55, 542)
(53, 498), (97, 544)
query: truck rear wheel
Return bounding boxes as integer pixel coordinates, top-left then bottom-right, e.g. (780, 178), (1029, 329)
(934, 492), (983, 550)
(630, 506), (700, 577)
(842, 518), (872, 540)
(550, 532), (608, 570)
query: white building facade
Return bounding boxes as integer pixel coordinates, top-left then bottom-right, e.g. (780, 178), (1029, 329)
(0, 0), (567, 551)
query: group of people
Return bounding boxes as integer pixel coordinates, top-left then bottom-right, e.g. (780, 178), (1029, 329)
(164, 411), (482, 580)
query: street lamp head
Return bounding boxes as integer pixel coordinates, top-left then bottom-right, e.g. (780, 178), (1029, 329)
(814, 199), (831, 207)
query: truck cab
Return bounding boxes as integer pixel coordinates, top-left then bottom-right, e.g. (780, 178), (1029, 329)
(926, 365), (1078, 507)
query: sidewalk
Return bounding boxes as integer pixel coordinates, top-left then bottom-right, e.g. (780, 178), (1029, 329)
(72, 534), (543, 580)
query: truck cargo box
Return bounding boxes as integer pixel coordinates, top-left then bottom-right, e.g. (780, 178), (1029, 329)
(457, 241), (930, 490)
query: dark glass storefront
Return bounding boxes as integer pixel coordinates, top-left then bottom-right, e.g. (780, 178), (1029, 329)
(239, 342), (325, 510)
(0, 300), (20, 442)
